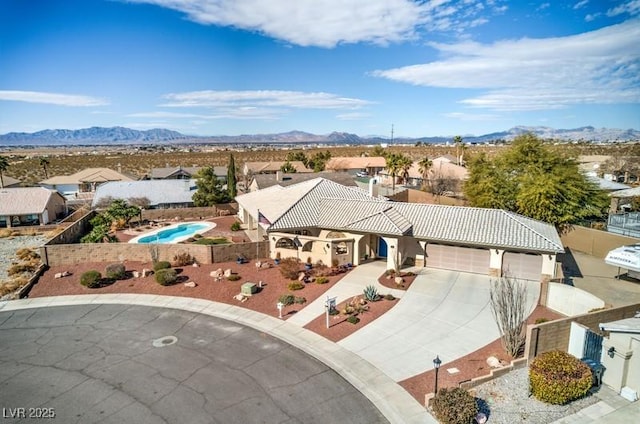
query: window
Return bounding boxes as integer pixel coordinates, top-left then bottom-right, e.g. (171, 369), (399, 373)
(327, 231), (346, 239)
(335, 242), (348, 255)
(275, 238), (296, 250)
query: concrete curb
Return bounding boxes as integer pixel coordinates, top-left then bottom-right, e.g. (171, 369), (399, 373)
(0, 294), (435, 424)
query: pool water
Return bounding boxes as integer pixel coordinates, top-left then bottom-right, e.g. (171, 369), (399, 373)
(136, 223), (210, 244)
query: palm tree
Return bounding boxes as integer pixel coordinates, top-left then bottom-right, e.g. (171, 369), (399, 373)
(385, 154), (400, 191)
(418, 157), (432, 191)
(398, 155), (412, 186)
(39, 157), (50, 179)
(453, 135), (463, 165)
(0, 156), (9, 188)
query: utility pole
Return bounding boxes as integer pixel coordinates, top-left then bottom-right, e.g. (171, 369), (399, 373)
(391, 124), (394, 144)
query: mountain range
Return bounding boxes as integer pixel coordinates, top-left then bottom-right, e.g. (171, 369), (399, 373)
(0, 125), (638, 146)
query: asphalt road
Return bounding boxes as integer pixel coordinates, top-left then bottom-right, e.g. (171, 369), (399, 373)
(0, 304), (388, 424)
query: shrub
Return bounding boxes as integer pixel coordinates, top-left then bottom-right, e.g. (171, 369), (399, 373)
(432, 387), (478, 424)
(385, 269), (396, 276)
(80, 270), (102, 288)
(0, 229), (12, 238)
(287, 281), (305, 291)
(315, 276), (329, 284)
(193, 233), (203, 239)
(230, 221), (241, 231)
(384, 293), (396, 301)
(194, 237), (229, 245)
(173, 252), (194, 266)
(278, 294), (306, 306)
(529, 350), (592, 405)
(16, 248), (39, 261)
(227, 274), (241, 281)
(7, 263), (36, 276)
(105, 263), (126, 280)
(363, 285), (379, 301)
(346, 315), (360, 325)
(332, 258), (339, 267)
(155, 268), (177, 286)
(279, 258), (301, 279)
(153, 261), (171, 271)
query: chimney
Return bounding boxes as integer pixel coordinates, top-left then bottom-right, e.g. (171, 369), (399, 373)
(276, 171), (283, 182)
(368, 177), (379, 197)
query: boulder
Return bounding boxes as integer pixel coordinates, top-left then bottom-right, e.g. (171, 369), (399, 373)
(54, 272), (63, 279)
(486, 356), (502, 368)
(223, 269), (233, 277)
(210, 268), (223, 278)
(142, 269), (153, 277)
(261, 262), (271, 269)
(132, 271), (140, 278)
(298, 272), (306, 281)
(192, 262), (199, 268)
(394, 276), (404, 285)
(62, 271), (71, 277)
(184, 281), (197, 288)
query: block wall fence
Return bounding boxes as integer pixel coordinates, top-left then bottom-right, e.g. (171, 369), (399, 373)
(524, 303), (640, 362)
(561, 226), (639, 259)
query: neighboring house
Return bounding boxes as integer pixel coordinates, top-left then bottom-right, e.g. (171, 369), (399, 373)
(0, 175), (21, 188)
(242, 161), (310, 177)
(92, 179), (198, 209)
(39, 167), (135, 201)
(249, 171), (357, 192)
(236, 177), (563, 282)
(0, 187), (66, 227)
(149, 166), (227, 180)
(378, 157), (468, 194)
(599, 314), (640, 400)
(324, 156), (386, 175)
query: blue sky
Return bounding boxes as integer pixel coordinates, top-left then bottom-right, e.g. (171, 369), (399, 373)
(0, 0), (639, 138)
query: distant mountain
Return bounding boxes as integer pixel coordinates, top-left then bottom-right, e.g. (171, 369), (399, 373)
(0, 125), (638, 146)
(0, 126), (186, 145)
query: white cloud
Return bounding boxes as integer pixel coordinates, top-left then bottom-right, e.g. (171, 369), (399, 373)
(336, 112), (371, 120)
(537, 3), (550, 11)
(0, 90), (108, 107)
(373, 19), (640, 111)
(607, 0), (640, 17)
(161, 90), (373, 109)
(585, 13), (600, 22)
(573, 0), (588, 10)
(127, 0), (497, 47)
(126, 111), (212, 119)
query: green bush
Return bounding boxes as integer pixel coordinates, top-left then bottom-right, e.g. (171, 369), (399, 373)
(155, 268), (177, 286)
(278, 294), (306, 306)
(80, 270), (102, 288)
(287, 281), (305, 291)
(529, 350), (592, 405)
(227, 274), (241, 281)
(346, 315), (360, 325)
(363, 285), (379, 301)
(153, 261), (171, 271)
(384, 293), (396, 301)
(105, 263), (126, 280)
(315, 276), (329, 284)
(193, 237), (229, 245)
(230, 222), (241, 231)
(432, 388), (478, 424)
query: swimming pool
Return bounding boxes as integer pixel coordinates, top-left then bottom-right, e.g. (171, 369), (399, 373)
(128, 222), (215, 244)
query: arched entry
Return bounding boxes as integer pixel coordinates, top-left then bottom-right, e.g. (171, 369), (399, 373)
(378, 238), (388, 258)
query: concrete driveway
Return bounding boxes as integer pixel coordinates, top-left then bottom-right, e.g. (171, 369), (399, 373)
(338, 267), (540, 382)
(0, 304), (388, 424)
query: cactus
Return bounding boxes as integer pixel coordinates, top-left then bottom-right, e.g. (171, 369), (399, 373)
(363, 285), (379, 301)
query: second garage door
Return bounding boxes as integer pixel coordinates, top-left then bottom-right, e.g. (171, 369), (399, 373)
(425, 244), (490, 274)
(502, 252), (542, 281)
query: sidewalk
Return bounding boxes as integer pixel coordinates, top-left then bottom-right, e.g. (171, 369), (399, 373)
(550, 385), (638, 423)
(0, 294), (434, 424)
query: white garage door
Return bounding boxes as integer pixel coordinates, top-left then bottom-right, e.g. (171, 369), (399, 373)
(502, 252), (543, 281)
(425, 244), (490, 275)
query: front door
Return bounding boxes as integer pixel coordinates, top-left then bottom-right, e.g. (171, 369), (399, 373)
(378, 237), (388, 258)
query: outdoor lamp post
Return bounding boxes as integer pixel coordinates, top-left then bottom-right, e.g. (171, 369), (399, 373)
(433, 355), (442, 395)
(277, 302), (284, 319)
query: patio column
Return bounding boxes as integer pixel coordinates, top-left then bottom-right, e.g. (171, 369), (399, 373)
(382, 236), (399, 271)
(490, 249), (503, 277)
(351, 234), (365, 266)
(417, 241), (427, 267)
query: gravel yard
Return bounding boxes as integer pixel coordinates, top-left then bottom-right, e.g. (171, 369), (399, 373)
(0, 235), (48, 281)
(472, 367), (599, 424)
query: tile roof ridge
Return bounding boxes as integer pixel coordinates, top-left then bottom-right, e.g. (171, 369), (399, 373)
(268, 178), (325, 228)
(345, 204), (406, 233)
(500, 210), (563, 250)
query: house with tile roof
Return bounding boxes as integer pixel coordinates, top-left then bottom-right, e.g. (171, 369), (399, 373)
(236, 177), (564, 282)
(148, 166), (227, 180)
(92, 179), (198, 209)
(0, 187), (66, 227)
(39, 167), (135, 201)
(378, 157), (468, 193)
(242, 161), (310, 177)
(0, 175), (21, 188)
(324, 156), (386, 175)
(249, 171), (357, 192)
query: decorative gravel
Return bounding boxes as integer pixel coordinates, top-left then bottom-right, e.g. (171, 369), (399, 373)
(472, 367), (599, 424)
(0, 235), (48, 281)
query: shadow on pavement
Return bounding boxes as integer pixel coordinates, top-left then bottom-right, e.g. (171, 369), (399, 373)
(557, 248), (583, 280)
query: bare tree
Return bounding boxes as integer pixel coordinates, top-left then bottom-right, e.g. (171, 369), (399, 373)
(489, 273), (528, 357)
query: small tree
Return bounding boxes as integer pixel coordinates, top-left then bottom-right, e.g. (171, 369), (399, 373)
(280, 161), (296, 173)
(193, 166), (231, 206)
(489, 274), (528, 357)
(227, 153), (237, 198)
(39, 157), (50, 179)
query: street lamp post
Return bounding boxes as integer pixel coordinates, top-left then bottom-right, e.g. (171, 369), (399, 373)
(433, 355), (441, 395)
